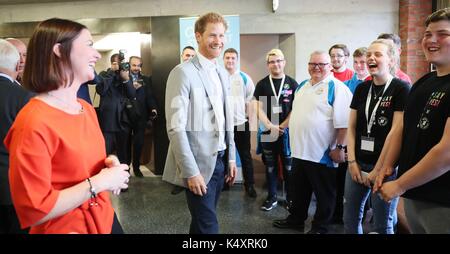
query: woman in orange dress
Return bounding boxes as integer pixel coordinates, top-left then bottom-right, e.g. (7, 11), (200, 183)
(4, 18), (130, 234)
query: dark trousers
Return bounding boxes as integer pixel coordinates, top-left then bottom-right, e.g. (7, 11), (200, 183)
(234, 122), (254, 186)
(333, 162), (347, 220)
(131, 124), (146, 171)
(0, 205), (28, 234)
(289, 158), (337, 233)
(261, 137), (292, 199)
(111, 212), (124, 234)
(185, 151), (225, 234)
(103, 130), (131, 164)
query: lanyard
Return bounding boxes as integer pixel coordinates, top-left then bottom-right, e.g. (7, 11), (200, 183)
(269, 74), (286, 104)
(365, 76), (393, 136)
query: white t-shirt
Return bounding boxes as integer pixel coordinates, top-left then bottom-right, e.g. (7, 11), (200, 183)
(229, 70), (255, 126)
(289, 75), (352, 167)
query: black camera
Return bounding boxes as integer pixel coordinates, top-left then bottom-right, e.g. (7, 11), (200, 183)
(118, 49), (130, 72)
(119, 62), (130, 71)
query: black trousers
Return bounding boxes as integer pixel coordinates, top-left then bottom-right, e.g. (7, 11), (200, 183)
(234, 122), (254, 186)
(0, 205), (28, 234)
(103, 129), (131, 165)
(333, 162), (347, 220)
(130, 122), (146, 171)
(111, 212), (124, 234)
(289, 158), (337, 232)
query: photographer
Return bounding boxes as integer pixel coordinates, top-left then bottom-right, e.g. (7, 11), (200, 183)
(127, 56), (157, 177)
(96, 53), (136, 166)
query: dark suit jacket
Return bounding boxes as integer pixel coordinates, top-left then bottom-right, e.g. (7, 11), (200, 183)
(133, 73), (157, 129)
(0, 76), (33, 205)
(96, 71), (136, 132)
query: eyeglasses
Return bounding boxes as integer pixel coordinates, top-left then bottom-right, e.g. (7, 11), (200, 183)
(330, 54), (345, 59)
(268, 59), (284, 65)
(308, 62), (329, 68)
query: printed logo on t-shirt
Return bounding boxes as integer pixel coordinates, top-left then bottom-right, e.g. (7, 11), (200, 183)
(417, 92), (446, 130)
(378, 116), (389, 127)
(427, 92), (445, 107)
(283, 89), (292, 97)
(283, 83), (290, 90)
(419, 117), (430, 130)
(380, 96), (393, 108)
(315, 87), (324, 95)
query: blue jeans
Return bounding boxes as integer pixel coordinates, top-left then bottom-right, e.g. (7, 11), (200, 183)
(261, 135), (291, 199)
(343, 162), (399, 234)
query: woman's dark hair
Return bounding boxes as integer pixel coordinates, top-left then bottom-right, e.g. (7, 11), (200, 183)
(23, 18), (86, 93)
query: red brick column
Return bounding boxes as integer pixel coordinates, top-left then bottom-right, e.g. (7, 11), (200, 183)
(399, 0), (433, 83)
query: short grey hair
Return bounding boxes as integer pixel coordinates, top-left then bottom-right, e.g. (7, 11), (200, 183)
(0, 39), (20, 72)
(310, 50), (331, 63)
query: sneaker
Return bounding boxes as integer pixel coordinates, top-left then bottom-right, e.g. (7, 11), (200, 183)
(260, 196), (278, 211)
(245, 185), (257, 198)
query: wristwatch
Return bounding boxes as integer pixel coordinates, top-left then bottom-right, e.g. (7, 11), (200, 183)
(336, 144), (347, 150)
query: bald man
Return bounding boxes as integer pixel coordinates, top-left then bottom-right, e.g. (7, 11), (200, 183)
(5, 38), (26, 84)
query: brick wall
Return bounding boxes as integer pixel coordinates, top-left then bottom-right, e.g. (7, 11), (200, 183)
(399, 0), (433, 83)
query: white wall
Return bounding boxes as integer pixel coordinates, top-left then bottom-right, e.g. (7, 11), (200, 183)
(0, 0), (399, 81)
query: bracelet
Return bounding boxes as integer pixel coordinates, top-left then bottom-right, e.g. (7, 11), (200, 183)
(86, 178), (98, 207)
(347, 159), (356, 164)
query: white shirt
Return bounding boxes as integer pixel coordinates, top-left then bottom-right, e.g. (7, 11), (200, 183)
(289, 74), (352, 167)
(197, 52), (227, 151)
(229, 70), (255, 126)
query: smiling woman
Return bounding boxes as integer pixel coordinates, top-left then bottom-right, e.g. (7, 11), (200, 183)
(4, 18), (130, 234)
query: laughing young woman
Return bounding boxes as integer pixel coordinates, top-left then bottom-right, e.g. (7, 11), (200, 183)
(344, 39), (410, 234)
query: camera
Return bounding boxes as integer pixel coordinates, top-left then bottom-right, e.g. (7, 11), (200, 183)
(118, 49), (130, 72)
(119, 62), (130, 72)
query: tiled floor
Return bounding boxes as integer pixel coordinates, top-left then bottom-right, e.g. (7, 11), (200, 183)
(111, 164), (345, 234)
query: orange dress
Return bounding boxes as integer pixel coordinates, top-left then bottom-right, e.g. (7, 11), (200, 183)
(4, 98), (114, 234)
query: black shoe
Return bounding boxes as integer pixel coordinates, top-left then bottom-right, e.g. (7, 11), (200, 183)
(273, 217), (304, 230)
(171, 185), (184, 195)
(306, 228), (327, 234)
(245, 185), (257, 198)
(133, 169), (144, 178)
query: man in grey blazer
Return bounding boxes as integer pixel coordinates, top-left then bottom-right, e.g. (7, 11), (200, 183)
(163, 12), (237, 234)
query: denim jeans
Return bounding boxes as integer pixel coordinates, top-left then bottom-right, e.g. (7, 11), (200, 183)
(343, 161), (399, 234)
(261, 136), (291, 199)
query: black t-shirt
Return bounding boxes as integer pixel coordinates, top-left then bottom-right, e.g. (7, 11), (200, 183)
(350, 78), (410, 167)
(399, 72), (450, 206)
(253, 75), (298, 125)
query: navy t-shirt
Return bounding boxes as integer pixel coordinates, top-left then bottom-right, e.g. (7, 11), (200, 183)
(350, 78), (409, 167)
(399, 72), (450, 206)
(253, 75), (298, 126)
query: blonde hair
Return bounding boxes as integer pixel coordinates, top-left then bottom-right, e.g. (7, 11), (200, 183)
(370, 39), (398, 76)
(266, 49), (284, 63)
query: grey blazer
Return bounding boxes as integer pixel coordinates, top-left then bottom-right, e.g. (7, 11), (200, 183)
(162, 56), (236, 187)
